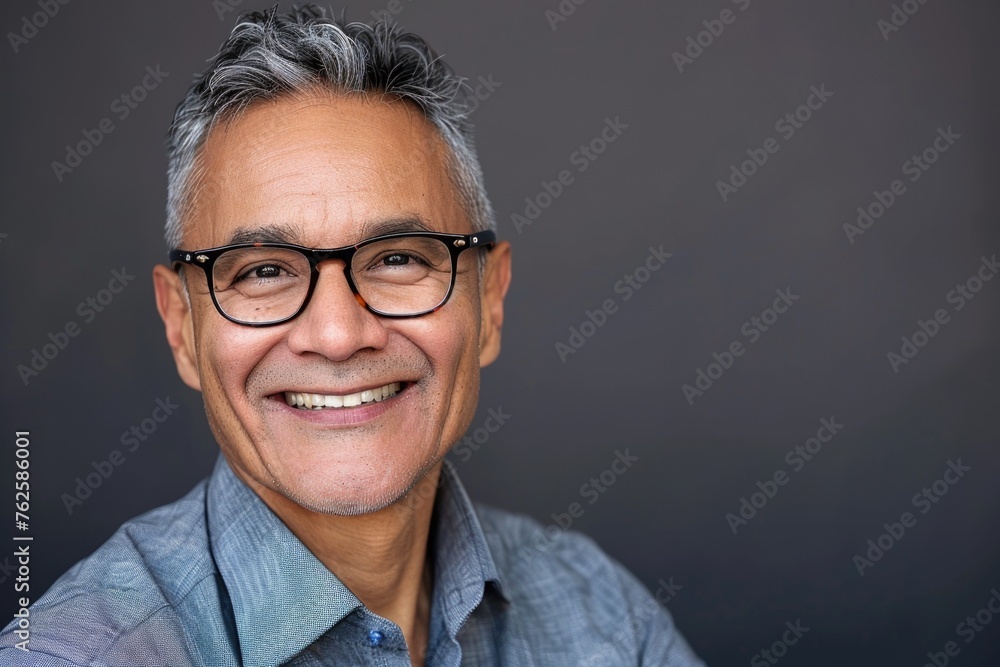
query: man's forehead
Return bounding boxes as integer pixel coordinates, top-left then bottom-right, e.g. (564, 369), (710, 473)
(197, 92), (447, 189)
(182, 92), (465, 248)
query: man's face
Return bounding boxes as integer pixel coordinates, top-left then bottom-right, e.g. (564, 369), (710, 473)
(153, 91), (511, 515)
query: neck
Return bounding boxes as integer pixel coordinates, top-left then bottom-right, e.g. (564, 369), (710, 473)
(247, 463), (444, 661)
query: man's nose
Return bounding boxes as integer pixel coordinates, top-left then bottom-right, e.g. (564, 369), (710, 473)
(285, 260), (388, 360)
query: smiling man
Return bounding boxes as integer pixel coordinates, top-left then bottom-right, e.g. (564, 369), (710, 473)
(0, 7), (702, 666)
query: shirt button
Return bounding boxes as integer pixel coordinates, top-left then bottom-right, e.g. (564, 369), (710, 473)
(368, 629), (384, 647)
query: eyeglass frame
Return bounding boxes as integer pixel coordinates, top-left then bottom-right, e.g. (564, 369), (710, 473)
(169, 229), (497, 327)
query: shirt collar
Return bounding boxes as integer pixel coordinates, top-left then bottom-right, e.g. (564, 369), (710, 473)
(430, 459), (508, 637)
(207, 455), (506, 667)
(207, 456), (362, 667)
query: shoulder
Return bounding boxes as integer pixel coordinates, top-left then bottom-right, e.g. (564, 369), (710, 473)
(475, 502), (625, 584)
(473, 503), (704, 666)
(474, 502), (654, 607)
(0, 481), (215, 666)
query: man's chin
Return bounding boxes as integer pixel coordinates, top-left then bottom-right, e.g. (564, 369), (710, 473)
(266, 462), (436, 517)
(290, 494), (400, 517)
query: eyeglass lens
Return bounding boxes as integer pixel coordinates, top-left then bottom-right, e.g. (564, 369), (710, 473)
(211, 236), (454, 323)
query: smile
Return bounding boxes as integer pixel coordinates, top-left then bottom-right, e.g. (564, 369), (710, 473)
(283, 382), (403, 409)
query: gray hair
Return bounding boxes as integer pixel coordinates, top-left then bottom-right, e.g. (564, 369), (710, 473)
(164, 5), (496, 250)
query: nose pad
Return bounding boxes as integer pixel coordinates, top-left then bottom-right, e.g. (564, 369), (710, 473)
(354, 292), (368, 309)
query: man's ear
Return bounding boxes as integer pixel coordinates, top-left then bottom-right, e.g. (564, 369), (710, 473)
(152, 265), (202, 391)
(479, 240), (512, 367)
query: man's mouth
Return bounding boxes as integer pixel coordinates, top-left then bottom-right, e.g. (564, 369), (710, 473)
(283, 382), (404, 410)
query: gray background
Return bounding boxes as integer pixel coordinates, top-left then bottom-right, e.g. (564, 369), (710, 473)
(2, 0), (998, 664)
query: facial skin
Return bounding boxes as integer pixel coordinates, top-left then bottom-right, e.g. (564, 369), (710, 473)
(153, 90), (512, 518)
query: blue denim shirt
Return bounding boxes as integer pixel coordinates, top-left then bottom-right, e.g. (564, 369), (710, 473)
(0, 455), (703, 666)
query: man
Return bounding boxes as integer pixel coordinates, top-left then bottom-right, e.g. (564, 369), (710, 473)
(1, 7), (702, 665)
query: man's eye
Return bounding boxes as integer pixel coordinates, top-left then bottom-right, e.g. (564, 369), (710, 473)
(382, 253), (412, 266)
(255, 265), (281, 278)
(237, 264), (284, 281)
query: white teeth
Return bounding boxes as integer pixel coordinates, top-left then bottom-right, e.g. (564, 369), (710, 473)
(283, 382), (402, 410)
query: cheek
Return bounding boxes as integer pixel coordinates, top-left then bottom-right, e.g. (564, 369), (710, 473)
(400, 315), (467, 382)
(415, 290), (483, 429)
(195, 314), (282, 411)
(419, 284), (481, 376)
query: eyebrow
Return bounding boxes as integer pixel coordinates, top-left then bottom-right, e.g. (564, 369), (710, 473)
(358, 216), (433, 239)
(224, 217), (435, 248)
(226, 224), (299, 245)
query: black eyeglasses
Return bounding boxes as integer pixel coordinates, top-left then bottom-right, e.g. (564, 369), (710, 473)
(169, 230), (496, 327)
